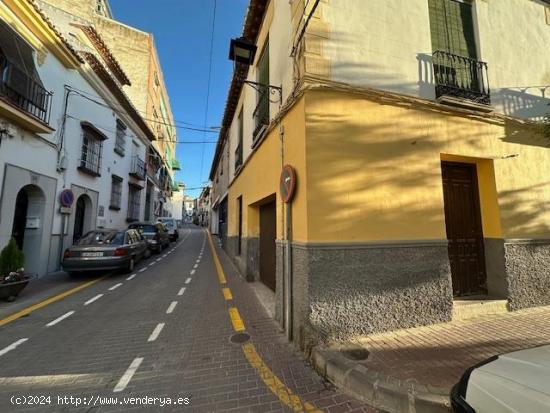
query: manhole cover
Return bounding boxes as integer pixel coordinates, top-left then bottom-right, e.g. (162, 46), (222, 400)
(342, 348), (369, 361)
(230, 332), (251, 344)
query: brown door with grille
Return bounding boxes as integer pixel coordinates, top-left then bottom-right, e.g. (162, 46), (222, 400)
(259, 201), (276, 291)
(441, 161), (487, 296)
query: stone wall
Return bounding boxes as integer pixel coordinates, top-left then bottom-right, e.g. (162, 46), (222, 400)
(505, 239), (550, 310)
(292, 240), (453, 342)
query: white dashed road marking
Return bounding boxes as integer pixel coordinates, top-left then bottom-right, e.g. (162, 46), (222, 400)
(127, 274), (137, 280)
(46, 311), (75, 327)
(84, 294), (104, 306)
(156, 258), (162, 262)
(178, 287), (186, 296)
(147, 323), (165, 342)
(166, 301), (178, 314)
(139, 268), (147, 273)
(162, 254), (168, 258)
(0, 339), (28, 357)
(190, 269), (196, 275)
(113, 357), (143, 393)
(109, 283), (123, 291)
(193, 264), (198, 269)
(185, 277), (192, 284)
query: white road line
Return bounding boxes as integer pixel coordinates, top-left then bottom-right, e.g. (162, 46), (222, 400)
(190, 269), (196, 275)
(148, 263), (155, 267)
(139, 268), (147, 273)
(147, 323), (165, 342)
(193, 264), (198, 269)
(127, 274), (136, 280)
(46, 311), (75, 327)
(109, 283), (123, 291)
(185, 277), (192, 284)
(166, 301), (178, 314)
(0, 339), (28, 357)
(84, 294), (104, 306)
(178, 287), (186, 296)
(113, 357), (143, 393)
(162, 254), (168, 258)
(156, 258), (162, 262)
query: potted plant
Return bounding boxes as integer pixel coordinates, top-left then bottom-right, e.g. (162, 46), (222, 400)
(0, 238), (29, 302)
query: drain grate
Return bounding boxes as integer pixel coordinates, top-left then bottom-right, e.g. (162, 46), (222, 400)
(230, 332), (251, 344)
(342, 348), (370, 361)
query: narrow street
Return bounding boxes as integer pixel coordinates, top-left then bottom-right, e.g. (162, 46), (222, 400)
(0, 226), (373, 413)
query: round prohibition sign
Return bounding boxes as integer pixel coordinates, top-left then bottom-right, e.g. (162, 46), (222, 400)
(60, 189), (75, 208)
(280, 165), (297, 204)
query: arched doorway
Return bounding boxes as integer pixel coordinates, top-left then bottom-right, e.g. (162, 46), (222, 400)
(73, 195), (92, 243)
(12, 188), (29, 249)
(10, 185), (46, 272)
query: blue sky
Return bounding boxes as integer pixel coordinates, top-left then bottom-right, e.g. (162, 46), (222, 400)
(110, 0), (249, 198)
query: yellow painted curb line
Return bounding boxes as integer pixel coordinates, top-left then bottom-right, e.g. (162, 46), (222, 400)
(206, 230), (226, 284)
(0, 276), (107, 327)
(228, 307), (245, 332)
(222, 288), (233, 301)
(243, 342), (323, 413)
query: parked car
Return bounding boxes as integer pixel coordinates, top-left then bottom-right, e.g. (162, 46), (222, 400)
(157, 217), (179, 242)
(451, 344), (550, 413)
(62, 229), (147, 275)
(128, 222), (169, 253)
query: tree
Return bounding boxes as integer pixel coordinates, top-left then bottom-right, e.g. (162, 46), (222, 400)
(0, 238), (25, 276)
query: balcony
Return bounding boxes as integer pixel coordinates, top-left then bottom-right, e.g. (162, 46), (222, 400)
(129, 156), (146, 180)
(252, 88), (269, 142)
(433, 50), (491, 107)
(170, 159), (181, 171)
(0, 59), (53, 130)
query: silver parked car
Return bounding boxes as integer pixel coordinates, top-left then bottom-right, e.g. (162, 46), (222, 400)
(128, 222), (170, 253)
(157, 217), (179, 242)
(62, 229), (148, 275)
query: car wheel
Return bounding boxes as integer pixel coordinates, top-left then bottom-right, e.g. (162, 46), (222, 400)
(126, 257), (135, 273)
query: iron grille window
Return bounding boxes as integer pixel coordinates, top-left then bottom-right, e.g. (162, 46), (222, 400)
(110, 175), (123, 210)
(79, 124), (104, 176)
(127, 184), (141, 222)
(114, 119), (126, 156)
(235, 109), (243, 170)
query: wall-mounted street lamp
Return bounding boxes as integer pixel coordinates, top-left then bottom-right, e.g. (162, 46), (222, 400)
(229, 37), (282, 105)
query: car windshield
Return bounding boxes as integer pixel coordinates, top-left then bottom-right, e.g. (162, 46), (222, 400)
(129, 224), (156, 233)
(159, 219), (174, 228)
(76, 231), (125, 246)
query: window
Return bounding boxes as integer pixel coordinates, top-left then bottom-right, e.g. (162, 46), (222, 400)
(115, 119), (126, 156)
(127, 184), (141, 222)
(110, 175), (123, 210)
(154, 71), (160, 87)
(546, 7), (550, 26)
(253, 40), (270, 141)
(237, 196), (243, 255)
(235, 109), (243, 170)
(79, 123), (105, 176)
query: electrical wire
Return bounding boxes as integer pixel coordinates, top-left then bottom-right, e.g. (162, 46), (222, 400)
(65, 85), (220, 130)
(200, 0), (218, 185)
(65, 115), (217, 144)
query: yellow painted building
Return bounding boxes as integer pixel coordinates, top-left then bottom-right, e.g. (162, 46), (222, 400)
(211, 0), (550, 343)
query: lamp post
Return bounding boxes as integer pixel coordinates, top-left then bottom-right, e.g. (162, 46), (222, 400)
(229, 37), (282, 105)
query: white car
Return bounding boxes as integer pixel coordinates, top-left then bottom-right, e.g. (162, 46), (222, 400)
(452, 345), (550, 413)
(157, 218), (179, 242)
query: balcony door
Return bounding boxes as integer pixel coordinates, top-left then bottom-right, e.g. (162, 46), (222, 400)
(428, 0), (484, 97)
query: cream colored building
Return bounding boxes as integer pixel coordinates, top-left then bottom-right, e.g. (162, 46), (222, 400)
(211, 0), (550, 344)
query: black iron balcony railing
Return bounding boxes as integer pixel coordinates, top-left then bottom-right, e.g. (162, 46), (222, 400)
(252, 88), (270, 141)
(433, 50), (490, 106)
(234, 144), (243, 170)
(129, 156), (146, 180)
(0, 59), (52, 124)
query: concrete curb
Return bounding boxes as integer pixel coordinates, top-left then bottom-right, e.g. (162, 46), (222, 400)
(311, 347), (452, 413)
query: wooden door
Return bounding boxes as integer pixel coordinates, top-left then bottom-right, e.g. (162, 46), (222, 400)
(442, 161), (487, 296)
(259, 201), (276, 291)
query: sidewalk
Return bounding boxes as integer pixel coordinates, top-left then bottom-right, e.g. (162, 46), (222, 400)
(311, 305), (550, 413)
(0, 271), (92, 320)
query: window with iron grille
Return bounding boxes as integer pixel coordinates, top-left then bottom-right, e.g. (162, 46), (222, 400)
(235, 109), (243, 171)
(253, 40), (270, 141)
(79, 124), (104, 176)
(114, 119), (126, 156)
(110, 175), (123, 210)
(127, 184), (141, 222)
